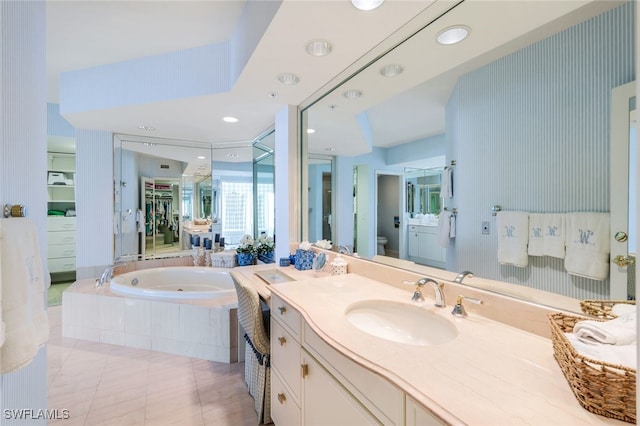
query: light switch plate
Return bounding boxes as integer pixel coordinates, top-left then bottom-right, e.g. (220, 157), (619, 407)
(482, 221), (490, 235)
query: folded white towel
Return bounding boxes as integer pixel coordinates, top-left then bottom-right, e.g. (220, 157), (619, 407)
(496, 211), (529, 267)
(437, 211), (453, 248)
(574, 312), (636, 345)
(0, 218), (49, 373)
(542, 213), (566, 259)
(527, 213), (545, 256)
(565, 333), (636, 370)
(564, 212), (610, 281)
(441, 167), (453, 199)
(611, 303), (636, 317)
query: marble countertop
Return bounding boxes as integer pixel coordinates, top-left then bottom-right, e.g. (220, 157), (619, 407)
(268, 273), (625, 425)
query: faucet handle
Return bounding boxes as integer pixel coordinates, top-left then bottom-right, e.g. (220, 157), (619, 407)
(451, 295), (483, 317)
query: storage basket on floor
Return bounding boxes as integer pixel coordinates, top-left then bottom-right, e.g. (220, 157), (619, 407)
(580, 299), (636, 319)
(548, 312), (636, 423)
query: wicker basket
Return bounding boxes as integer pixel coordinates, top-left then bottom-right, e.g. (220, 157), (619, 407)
(580, 300), (636, 319)
(548, 312), (636, 423)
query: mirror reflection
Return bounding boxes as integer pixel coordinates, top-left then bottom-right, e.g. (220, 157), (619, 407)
(114, 130), (275, 259)
(303, 1), (635, 304)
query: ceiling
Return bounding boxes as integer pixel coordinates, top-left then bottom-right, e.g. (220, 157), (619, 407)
(47, 0), (621, 165)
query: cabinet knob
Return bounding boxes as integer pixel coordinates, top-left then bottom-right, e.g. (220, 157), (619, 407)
(301, 363), (309, 378)
(278, 306), (287, 315)
(277, 393), (287, 404)
(277, 336), (286, 346)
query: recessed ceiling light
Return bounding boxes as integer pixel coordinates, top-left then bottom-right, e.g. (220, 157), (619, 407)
(325, 147), (336, 152)
(197, 155), (206, 160)
(379, 64), (404, 77)
(305, 39), (333, 57)
(343, 89), (363, 99)
(226, 153), (239, 158)
(138, 125), (155, 131)
(277, 73), (300, 85)
(143, 142), (157, 147)
(222, 116), (238, 123)
(436, 26), (470, 45)
(268, 92), (277, 99)
(307, 128), (316, 134)
(351, 0), (384, 11)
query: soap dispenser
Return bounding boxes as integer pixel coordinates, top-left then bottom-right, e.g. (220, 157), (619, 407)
(330, 255), (347, 276)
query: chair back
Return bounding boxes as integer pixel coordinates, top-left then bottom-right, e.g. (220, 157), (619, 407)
(233, 277), (270, 355)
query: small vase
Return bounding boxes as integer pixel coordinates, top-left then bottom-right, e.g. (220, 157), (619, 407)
(294, 249), (315, 270)
(236, 252), (255, 266)
(258, 251), (275, 264)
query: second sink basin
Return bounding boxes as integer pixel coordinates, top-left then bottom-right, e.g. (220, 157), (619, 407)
(345, 300), (457, 346)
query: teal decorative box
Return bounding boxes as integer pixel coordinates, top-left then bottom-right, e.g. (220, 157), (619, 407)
(294, 249), (314, 270)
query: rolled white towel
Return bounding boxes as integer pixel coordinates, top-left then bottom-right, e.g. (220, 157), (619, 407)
(611, 303), (636, 317)
(565, 333), (636, 370)
(574, 313), (636, 345)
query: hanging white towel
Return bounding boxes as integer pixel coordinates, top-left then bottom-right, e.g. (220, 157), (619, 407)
(527, 213), (545, 256)
(0, 218), (49, 373)
(564, 212), (610, 281)
(496, 211), (529, 267)
(543, 213), (566, 259)
(437, 211), (453, 248)
(441, 167), (453, 199)
(449, 213), (456, 238)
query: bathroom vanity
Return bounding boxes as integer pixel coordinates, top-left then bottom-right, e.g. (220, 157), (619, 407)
(407, 224), (446, 268)
(269, 273), (625, 425)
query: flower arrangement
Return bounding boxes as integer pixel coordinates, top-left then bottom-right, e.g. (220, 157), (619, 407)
(236, 234), (255, 254)
(254, 234), (275, 255)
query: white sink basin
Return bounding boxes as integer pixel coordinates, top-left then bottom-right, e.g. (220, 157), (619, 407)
(345, 300), (457, 346)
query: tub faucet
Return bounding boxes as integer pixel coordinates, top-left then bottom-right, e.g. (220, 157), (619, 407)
(404, 277), (446, 307)
(454, 270), (474, 284)
(96, 259), (128, 288)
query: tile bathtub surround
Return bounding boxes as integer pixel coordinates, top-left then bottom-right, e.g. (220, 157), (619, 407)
(47, 305), (258, 426)
(62, 279), (238, 363)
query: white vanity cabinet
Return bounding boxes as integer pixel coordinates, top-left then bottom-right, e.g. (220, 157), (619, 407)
(270, 294), (404, 426)
(408, 225), (446, 268)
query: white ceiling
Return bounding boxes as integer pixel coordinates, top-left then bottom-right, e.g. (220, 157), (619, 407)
(47, 0), (621, 164)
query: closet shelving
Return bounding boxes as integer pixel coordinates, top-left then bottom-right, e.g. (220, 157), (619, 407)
(142, 179), (180, 255)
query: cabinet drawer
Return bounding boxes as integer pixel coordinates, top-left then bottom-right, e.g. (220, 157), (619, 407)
(271, 294), (301, 338)
(304, 323), (403, 425)
(271, 369), (300, 426)
(47, 217), (76, 231)
(48, 230), (76, 245)
(48, 257), (76, 273)
(48, 243), (76, 259)
(271, 316), (301, 402)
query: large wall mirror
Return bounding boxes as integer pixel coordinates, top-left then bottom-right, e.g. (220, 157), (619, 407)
(302, 0), (636, 304)
(114, 129), (275, 259)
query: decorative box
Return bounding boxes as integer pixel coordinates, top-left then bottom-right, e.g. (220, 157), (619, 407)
(294, 249), (315, 270)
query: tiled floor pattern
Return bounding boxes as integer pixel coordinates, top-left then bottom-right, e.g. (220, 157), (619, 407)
(47, 305), (258, 426)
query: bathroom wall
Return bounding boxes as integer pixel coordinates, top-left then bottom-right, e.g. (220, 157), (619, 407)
(0, 1), (48, 423)
(76, 130), (114, 277)
(377, 174), (401, 257)
(446, 1), (635, 300)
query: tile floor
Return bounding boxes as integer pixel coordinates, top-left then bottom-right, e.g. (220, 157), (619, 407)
(47, 305), (258, 426)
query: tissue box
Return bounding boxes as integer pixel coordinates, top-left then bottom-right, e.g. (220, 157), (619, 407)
(294, 249), (314, 270)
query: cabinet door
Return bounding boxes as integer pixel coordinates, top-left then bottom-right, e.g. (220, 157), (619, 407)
(408, 231), (420, 257)
(302, 353), (378, 426)
(406, 397), (445, 426)
(419, 232), (442, 261)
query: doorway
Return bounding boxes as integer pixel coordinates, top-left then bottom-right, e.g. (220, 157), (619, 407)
(376, 172), (403, 259)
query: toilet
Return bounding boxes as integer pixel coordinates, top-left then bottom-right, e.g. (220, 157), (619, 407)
(376, 236), (388, 255)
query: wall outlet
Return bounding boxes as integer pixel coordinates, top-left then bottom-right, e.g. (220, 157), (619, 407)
(482, 221), (490, 235)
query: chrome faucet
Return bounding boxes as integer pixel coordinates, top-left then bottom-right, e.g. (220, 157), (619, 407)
(405, 277), (446, 307)
(454, 270), (474, 284)
(96, 259), (128, 288)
